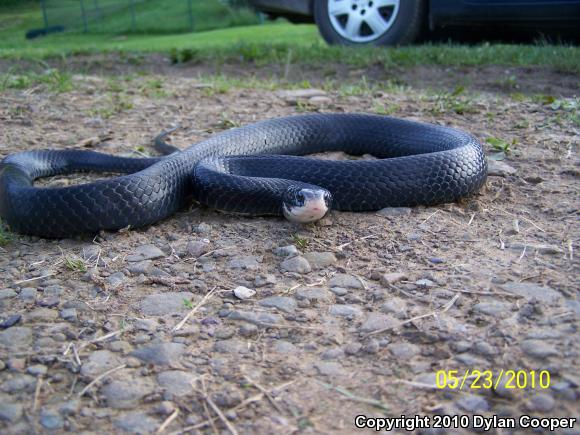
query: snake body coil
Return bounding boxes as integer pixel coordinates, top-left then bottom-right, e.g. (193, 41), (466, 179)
(0, 114), (487, 237)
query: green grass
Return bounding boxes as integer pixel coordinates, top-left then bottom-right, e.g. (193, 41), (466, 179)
(64, 256), (87, 272)
(0, 69), (73, 92)
(0, 219), (14, 246)
(0, 4), (579, 73)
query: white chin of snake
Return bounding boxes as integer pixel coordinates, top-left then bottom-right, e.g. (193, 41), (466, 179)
(283, 197), (329, 223)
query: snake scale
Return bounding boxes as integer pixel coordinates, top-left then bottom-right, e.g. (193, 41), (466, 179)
(0, 113), (487, 238)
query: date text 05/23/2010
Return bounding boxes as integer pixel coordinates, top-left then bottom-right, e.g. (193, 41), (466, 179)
(354, 415), (577, 432)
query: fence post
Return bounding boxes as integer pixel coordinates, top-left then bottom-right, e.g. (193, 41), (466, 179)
(40, 0), (49, 31)
(187, 0), (194, 32)
(93, 0), (102, 24)
(80, 0), (88, 33)
(129, 0), (136, 32)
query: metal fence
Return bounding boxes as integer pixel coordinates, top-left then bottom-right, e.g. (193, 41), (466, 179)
(36, 0), (259, 35)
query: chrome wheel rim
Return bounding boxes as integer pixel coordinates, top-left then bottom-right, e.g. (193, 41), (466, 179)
(327, 0), (400, 43)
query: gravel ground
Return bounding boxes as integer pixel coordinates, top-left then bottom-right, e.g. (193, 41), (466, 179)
(0, 58), (578, 434)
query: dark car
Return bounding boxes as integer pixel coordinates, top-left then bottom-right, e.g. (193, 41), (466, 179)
(249, 0), (580, 46)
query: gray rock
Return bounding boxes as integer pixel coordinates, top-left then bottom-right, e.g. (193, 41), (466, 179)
(414, 373), (438, 388)
(127, 244), (165, 262)
(273, 245), (299, 257)
(303, 252), (337, 270)
(566, 299), (580, 316)
(254, 274), (277, 287)
(134, 318), (158, 332)
(329, 274), (363, 289)
(473, 341), (498, 356)
(140, 292), (192, 316)
(277, 88), (326, 100)
(501, 282), (563, 303)
(0, 327), (32, 350)
(376, 207), (412, 216)
(295, 287), (334, 302)
(273, 340), (298, 354)
(526, 393), (555, 412)
(59, 400), (80, 416)
(228, 255), (261, 270)
(314, 361), (344, 377)
(1, 375), (36, 393)
(329, 304), (363, 318)
(114, 411), (159, 434)
(0, 289), (17, 300)
(521, 340), (558, 359)
(388, 343), (419, 359)
(526, 328), (562, 340)
(228, 310), (282, 326)
(0, 401), (23, 422)
(23, 308), (58, 323)
(40, 409), (64, 429)
(108, 341), (133, 353)
(415, 279), (436, 288)
(127, 261), (153, 275)
(360, 313), (397, 332)
(363, 339), (380, 354)
(380, 298), (407, 317)
(80, 350), (124, 377)
(330, 287), (348, 296)
(0, 314), (21, 329)
(27, 364), (48, 377)
(157, 370), (196, 397)
(81, 244), (100, 261)
(259, 296), (297, 313)
(37, 296), (59, 308)
(239, 323), (259, 337)
(185, 240), (210, 257)
(44, 285), (65, 297)
(344, 343), (362, 355)
(19, 287), (37, 300)
(60, 308), (78, 322)
(214, 339), (250, 354)
(195, 222), (212, 234)
(107, 272), (126, 289)
(233, 286), (255, 300)
(456, 394), (489, 412)
(131, 342), (185, 366)
(102, 377), (155, 409)
(493, 375), (516, 399)
(134, 334), (151, 345)
(321, 348), (345, 360)
(63, 300), (91, 312)
(380, 273), (407, 286)
(309, 95), (332, 105)
(488, 159), (517, 176)
(455, 353), (485, 366)
(472, 301), (513, 316)
(153, 401), (176, 416)
(281, 256), (311, 274)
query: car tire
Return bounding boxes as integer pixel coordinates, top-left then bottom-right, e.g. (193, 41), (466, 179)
(314, 0), (425, 46)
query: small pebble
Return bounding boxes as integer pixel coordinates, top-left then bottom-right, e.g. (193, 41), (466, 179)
(273, 245), (299, 257)
(233, 286), (256, 300)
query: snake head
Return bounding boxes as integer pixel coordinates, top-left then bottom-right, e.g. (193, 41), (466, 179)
(282, 185), (332, 224)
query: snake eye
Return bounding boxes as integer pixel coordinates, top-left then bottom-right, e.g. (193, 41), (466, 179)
(296, 192), (305, 204)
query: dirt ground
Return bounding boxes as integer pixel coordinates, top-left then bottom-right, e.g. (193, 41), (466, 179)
(0, 57), (578, 434)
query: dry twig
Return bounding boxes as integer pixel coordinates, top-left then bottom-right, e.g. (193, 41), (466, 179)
(173, 286), (217, 332)
(78, 364), (127, 397)
(366, 294), (460, 336)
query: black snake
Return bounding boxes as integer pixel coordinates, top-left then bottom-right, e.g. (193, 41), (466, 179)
(0, 114), (487, 238)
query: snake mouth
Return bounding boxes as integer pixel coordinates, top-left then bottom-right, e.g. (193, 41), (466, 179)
(282, 188), (331, 223)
